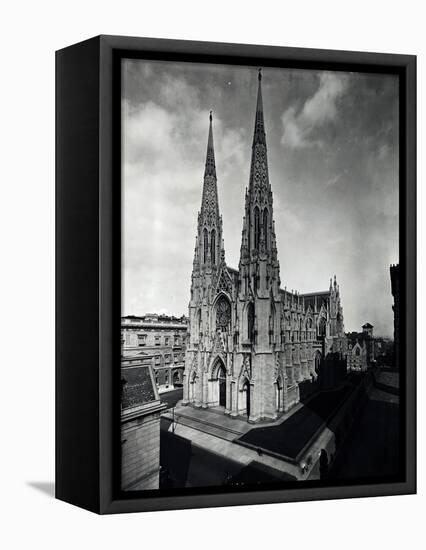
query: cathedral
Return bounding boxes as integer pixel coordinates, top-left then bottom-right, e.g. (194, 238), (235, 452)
(182, 70), (346, 423)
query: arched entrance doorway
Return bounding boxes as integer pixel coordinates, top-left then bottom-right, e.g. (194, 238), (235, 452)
(210, 358), (227, 407)
(242, 380), (251, 418)
(218, 363), (226, 407)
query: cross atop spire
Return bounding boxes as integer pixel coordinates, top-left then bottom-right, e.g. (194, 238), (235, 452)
(253, 68), (266, 146)
(204, 110), (216, 178)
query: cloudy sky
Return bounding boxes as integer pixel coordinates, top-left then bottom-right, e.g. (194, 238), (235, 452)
(122, 59), (399, 336)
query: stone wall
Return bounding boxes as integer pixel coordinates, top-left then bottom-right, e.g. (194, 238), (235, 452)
(305, 373), (372, 480)
(121, 408), (163, 491)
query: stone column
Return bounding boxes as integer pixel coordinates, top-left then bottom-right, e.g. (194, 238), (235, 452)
(182, 371), (189, 404)
(201, 370), (209, 408)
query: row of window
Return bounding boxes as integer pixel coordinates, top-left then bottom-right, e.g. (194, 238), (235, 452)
(154, 370), (182, 386)
(153, 353), (184, 365)
(201, 207), (270, 266)
(137, 334), (183, 347)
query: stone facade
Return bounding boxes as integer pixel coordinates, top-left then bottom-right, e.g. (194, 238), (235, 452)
(346, 339), (368, 372)
(121, 357), (166, 490)
(121, 314), (187, 392)
(182, 71), (347, 423)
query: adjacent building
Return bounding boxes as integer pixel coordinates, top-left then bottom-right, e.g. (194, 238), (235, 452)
(182, 70), (347, 423)
(346, 325), (372, 372)
(346, 322), (395, 372)
(121, 313), (188, 392)
(121, 357), (166, 490)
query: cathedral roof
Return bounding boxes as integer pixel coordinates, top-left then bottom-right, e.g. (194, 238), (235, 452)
(121, 360), (158, 410)
(300, 291), (330, 312)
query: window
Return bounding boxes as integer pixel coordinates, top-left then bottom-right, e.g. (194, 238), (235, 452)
(165, 337), (170, 346)
(318, 317), (326, 338)
(165, 354), (171, 363)
(198, 309), (202, 337)
(211, 229), (216, 264)
(155, 336), (160, 346)
(137, 334), (146, 347)
(174, 336), (180, 346)
(203, 228), (208, 263)
(263, 208), (268, 247)
(247, 302), (255, 341)
(155, 356), (160, 365)
(254, 206), (260, 249)
(216, 296), (231, 330)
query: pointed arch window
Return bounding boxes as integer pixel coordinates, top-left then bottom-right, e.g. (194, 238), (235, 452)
(203, 228), (208, 263)
(197, 309), (202, 340)
(216, 296), (231, 331)
(211, 229), (216, 265)
(263, 208), (268, 248)
(247, 302), (255, 342)
(269, 302), (275, 344)
(254, 207), (260, 250)
(318, 317), (326, 339)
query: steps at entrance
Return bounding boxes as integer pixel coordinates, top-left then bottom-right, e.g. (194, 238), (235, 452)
(162, 408), (246, 442)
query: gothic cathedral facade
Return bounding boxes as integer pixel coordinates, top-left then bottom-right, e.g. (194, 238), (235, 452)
(182, 70), (346, 422)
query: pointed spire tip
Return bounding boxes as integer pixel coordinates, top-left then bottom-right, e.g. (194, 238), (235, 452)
(258, 68), (262, 81)
(209, 110), (212, 122)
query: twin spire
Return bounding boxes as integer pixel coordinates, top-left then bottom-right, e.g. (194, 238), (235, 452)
(203, 68), (265, 177)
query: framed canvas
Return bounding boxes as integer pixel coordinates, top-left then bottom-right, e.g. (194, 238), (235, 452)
(56, 35), (416, 514)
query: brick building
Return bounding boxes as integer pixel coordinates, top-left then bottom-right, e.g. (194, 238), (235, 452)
(121, 313), (188, 392)
(121, 357), (166, 490)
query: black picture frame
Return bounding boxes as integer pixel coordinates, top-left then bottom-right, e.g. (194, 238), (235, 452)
(56, 35), (416, 514)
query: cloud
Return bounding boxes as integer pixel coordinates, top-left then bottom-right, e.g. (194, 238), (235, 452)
(122, 71), (247, 316)
(281, 72), (349, 149)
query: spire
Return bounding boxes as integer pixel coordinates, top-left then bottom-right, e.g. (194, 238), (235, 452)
(200, 111), (219, 218)
(253, 69), (266, 146)
(204, 110), (216, 177)
(196, 111), (224, 270)
(238, 69), (280, 301)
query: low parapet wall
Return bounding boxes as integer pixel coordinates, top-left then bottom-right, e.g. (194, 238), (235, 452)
(236, 372), (373, 480)
(305, 371), (373, 480)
